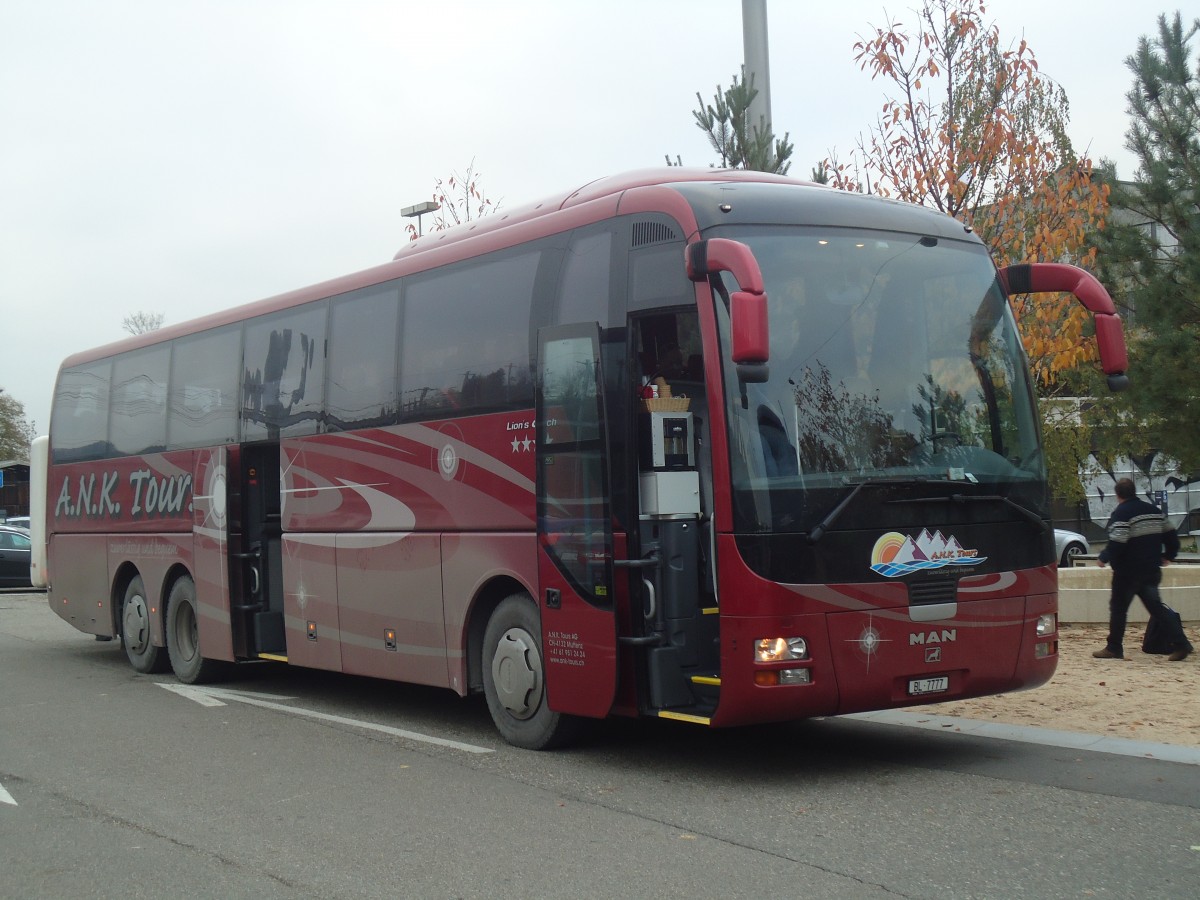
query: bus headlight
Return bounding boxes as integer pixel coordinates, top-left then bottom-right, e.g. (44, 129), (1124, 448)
(1036, 614), (1057, 637)
(755, 637), (809, 663)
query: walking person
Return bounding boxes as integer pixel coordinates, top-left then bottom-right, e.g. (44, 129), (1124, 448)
(1093, 478), (1193, 661)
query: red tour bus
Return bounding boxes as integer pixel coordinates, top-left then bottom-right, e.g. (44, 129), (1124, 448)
(30, 170), (1129, 748)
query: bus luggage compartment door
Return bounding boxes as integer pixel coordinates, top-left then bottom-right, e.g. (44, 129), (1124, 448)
(191, 447), (236, 662)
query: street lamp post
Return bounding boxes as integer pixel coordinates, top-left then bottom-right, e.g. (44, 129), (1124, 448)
(743, 0), (772, 139)
(402, 200), (441, 236)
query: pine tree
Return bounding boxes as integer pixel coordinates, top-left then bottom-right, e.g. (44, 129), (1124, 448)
(689, 68), (794, 174)
(1098, 13), (1200, 469)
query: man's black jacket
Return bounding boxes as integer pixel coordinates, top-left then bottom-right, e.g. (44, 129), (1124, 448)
(1098, 496), (1179, 581)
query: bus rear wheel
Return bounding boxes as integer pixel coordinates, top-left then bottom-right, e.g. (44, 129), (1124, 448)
(121, 575), (167, 673)
(482, 594), (580, 750)
(166, 576), (223, 684)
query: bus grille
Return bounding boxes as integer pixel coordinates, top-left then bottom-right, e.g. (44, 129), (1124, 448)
(907, 579), (958, 606)
(632, 221), (680, 247)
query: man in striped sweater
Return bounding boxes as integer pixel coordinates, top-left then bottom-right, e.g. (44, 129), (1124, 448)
(1094, 478), (1193, 662)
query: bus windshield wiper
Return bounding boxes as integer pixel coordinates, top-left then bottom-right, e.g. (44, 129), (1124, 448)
(807, 476), (932, 545)
(893, 491), (1050, 533)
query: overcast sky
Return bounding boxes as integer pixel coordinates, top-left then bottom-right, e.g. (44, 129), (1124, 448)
(0, 0), (1173, 432)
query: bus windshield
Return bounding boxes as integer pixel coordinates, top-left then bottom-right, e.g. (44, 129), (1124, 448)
(712, 226), (1045, 534)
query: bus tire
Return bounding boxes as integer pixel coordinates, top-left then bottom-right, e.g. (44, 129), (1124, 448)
(482, 594), (580, 750)
(121, 575), (167, 673)
(166, 576), (223, 684)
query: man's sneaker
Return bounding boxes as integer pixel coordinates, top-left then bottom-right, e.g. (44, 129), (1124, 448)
(1092, 647), (1123, 659)
(1167, 643), (1193, 662)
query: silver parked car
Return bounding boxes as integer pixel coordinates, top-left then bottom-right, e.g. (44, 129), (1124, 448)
(1054, 528), (1089, 568)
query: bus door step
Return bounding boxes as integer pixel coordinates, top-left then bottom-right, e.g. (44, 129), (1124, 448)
(657, 710), (712, 726)
(688, 672), (721, 705)
(647, 646), (696, 708)
(254, 611), (286, 655)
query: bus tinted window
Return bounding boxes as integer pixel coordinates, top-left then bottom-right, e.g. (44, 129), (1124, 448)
(51, 361), (111, 463)
(327, 283), (401, 431)
(242, 303), (327, 440)
(168, 327), (240, 449)
(558, 230), (612, 326)
(400, 251), (537, 419)
(110, 344), (170, 456)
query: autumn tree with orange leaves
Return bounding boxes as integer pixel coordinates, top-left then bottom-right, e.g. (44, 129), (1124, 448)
(826, 0), (1109, 390)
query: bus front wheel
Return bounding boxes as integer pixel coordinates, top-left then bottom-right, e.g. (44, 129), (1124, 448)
(166, 576), (223, 684)
(482, 594), (580, 750)
(121, 575), (167, 673)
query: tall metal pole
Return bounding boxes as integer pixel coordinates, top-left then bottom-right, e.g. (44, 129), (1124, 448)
(742, 0), (772, 138)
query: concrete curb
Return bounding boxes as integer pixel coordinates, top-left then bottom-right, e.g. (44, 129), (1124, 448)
(845, 709), (1200, 766)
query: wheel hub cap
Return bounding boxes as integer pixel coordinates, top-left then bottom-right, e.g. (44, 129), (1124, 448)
(123, 594), (150, 653)
(491, 627), (542, 720)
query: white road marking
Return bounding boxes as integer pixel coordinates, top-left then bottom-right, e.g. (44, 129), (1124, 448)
(156, 683), (493, 754)
(157, 683), (236, 707)
(0, 780), (16, 806)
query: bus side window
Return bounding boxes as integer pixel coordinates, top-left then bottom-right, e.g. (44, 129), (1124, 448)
(51, 361), (111, 463)
(111, 344), (169, 456)
(242, 303), (328, 441)
(326, 283), (400, 431)
(400, 250), (538, 421)
(168, 327), (240, 449)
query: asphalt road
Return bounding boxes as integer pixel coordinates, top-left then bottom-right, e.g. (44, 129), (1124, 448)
(2, 589), (1198, 899)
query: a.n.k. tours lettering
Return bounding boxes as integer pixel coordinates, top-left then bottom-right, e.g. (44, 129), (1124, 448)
(54, 469), (193, 522)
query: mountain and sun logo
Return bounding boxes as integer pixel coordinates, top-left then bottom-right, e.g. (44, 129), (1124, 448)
(870, 530), (986, 578)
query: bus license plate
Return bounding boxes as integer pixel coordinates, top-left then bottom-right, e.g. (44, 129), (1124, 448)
(908, 676), (949, 696)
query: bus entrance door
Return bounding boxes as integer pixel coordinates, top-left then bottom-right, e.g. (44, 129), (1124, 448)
(230, 443), (285, 658)
(536, 324), (619, 718)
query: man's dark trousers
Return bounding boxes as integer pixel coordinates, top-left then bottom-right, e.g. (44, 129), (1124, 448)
(1105, 572), (1186, 657)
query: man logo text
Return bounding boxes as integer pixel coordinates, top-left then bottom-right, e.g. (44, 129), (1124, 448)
(909, 629), (957, 646)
